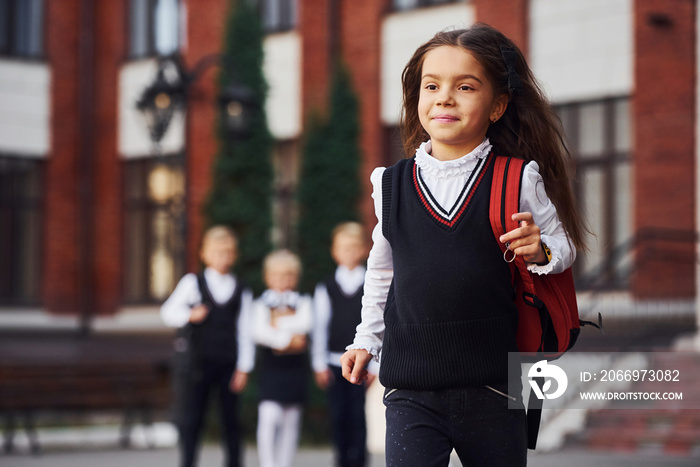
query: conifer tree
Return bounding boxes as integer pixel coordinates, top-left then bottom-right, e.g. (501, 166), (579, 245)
(297, 62), (362, 292)
(205, 0), (273, 294)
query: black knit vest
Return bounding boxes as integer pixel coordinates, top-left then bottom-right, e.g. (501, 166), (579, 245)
(379, 155), (518, 390)
(189, 273), (244, 363)
(325, 275), (363, 353)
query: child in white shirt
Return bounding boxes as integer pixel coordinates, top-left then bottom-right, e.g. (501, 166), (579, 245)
(252, 249), (313, 467)
(312, 222), (377, 467)
(160, 226), (254, 467)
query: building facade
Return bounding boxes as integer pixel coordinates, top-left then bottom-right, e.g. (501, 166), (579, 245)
(0, 0), (697, 326)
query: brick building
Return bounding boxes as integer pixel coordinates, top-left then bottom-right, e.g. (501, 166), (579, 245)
(0, 0), (697, 327)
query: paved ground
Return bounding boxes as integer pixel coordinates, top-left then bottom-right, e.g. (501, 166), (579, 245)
(1, 445), (698, 467)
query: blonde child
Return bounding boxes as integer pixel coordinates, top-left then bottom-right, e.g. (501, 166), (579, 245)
(341, 24), (586, 466)
(311, 222), (377, 467)
(160, 226), (254, 467)
(252, 249), (313, 467)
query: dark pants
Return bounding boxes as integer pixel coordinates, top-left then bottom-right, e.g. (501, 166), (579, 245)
(177, 358), (241, 467)
(328, 365), (367, 467)
(383, 385), (527, 467)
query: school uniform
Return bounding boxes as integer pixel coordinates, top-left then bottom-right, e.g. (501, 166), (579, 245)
(161, 268), (254, 467)
(348, 138), (576, 467)
(252, 289), (313, 467)
(312, 266), (377, 467)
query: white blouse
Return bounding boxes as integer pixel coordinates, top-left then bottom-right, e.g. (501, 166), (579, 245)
(252, 291), (313, 351)
(348, 138), (576, 360)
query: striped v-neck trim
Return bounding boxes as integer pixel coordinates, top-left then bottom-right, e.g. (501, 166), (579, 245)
(412, 152), (493, 229)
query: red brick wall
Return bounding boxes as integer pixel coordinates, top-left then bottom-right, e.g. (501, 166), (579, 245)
(91, 1), (126, 314)
(300, 0), (333, 119)
(44, 1), (127, 316)
(340, 0), (387, 231)
(633, 0), (696, 299)
(474, 0), (529, 55)
(183, 0), (228, 272)
(44, 0), (81, 314)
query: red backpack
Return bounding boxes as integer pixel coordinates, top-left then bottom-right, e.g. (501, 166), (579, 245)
(489, 155), (601, 449)
(489, 155), (590, 358)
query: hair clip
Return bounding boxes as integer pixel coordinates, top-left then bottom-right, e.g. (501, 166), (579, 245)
(499, 46), (522, 94)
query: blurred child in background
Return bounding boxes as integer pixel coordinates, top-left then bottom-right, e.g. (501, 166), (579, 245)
(161, 225), (254, 467)
(312, 222), (377, 467)
(253, 249), (313, 467)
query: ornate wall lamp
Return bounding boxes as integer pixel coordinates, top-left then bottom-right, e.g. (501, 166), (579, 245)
(137, 54), (258, 143)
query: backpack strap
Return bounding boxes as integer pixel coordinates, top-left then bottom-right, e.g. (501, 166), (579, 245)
(526, 378), (545, 450)
(488, 155), (545, 450)
(490, 158), (563, 354)
(489, 156), (536, 296)
(490, 157), (553, 348)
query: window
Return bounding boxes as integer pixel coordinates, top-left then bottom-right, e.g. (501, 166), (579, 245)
(392, 0), (460, 12)
(555, 97), (633, 289)
(0, 0), (44, 58)
(0, 157), (43, 305)
(123, 156), (186, 303)
(129, 0), (180, 58)
(254, 0), (297, 33)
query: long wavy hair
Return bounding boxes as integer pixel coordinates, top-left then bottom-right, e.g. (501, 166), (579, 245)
(399, 23), (587, 250)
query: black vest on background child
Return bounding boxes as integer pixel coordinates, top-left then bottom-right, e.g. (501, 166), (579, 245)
(380, 154), (519, 390)
(257, 294), (309, 404)
(180, 273), (243, 364)
(171, 272), (246, 467)
(324, 276), (363, 353)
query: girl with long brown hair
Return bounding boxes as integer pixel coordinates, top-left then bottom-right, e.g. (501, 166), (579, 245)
(341, 23), (583, 466)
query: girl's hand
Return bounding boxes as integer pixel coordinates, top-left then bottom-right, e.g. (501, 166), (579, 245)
(287, 334), (307, 352)
(341, 349), (372, 385)
(275, 334), (307, 355)
(499, 212), (547, 264)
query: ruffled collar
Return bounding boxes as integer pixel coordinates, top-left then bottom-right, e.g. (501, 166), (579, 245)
(261, 289), (300, 309)
(414, 138), (492, 179)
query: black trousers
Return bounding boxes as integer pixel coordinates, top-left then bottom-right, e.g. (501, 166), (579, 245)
(327, 365), (368, 467)
(383, 385), (527, 467)
(176, 358), (241, 467)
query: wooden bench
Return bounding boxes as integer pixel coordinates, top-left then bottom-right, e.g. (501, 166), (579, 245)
(0, 360), (171, 453)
